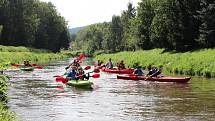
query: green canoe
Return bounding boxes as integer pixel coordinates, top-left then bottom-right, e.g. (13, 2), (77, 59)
(20, 67), (35, 71)
(67, 80), (93, 89)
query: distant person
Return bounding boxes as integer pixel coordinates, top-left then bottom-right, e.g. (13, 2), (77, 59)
(24, 60), (32, 67)
(105, 58), (113, 69)
(66, 59), (80, 70)
(117, 60), (126, 70)
(76, 67), (89, 80)
(133, 66), (144, 76)
(150, 66), (163, 77)
(147, 66), (157, 76)
(96, 60), (103, 66)
(66, 66), (77, 80)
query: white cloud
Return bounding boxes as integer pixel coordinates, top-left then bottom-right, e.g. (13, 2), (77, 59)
(40, 0), (141, 28)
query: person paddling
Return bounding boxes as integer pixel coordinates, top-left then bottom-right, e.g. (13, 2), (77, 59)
(66, 66), (78, 80)
(147, 66), (157, 76)
(150, 66), (163, 77)
(133, 66), (144, 76)
(96, 60), (103, 66)
(117, 60), (126, 70)
(66, 59), (80, 70)
(76, 67), (90, 80)
(105, 58), (113, 69)
(24, 60), (32, 67)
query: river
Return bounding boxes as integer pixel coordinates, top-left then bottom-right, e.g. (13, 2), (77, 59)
(6, 58), (215, 121)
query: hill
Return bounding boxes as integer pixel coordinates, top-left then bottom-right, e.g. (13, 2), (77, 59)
(69, 26), (85, 34)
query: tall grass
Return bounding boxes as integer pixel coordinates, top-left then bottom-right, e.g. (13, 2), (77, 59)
(95, 49), (215, 78)
(0, 75), (15, 121)
(0, 103), (16, 121)
(0, 45), (70, 69)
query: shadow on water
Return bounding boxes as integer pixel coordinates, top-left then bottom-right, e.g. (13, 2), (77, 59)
(5, 58), (215, 121)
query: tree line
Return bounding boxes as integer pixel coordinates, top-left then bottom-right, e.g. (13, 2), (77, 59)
(0, 0), (70, 52)
(72, 0), (215, 55)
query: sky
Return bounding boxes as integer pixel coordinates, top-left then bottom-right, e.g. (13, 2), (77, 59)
(40, 0), (141, 28)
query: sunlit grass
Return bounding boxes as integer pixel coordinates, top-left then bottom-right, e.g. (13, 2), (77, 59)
(95, 49), (215, 78)
(0, 45), (70, 69)
(0, 103), (16, 121)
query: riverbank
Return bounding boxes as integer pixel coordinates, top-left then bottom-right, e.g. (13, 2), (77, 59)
(0, 45), (70, 69)
(0, 45), (71, 120)
(95, 49), (215, 78)
(0, 75), (15, 121)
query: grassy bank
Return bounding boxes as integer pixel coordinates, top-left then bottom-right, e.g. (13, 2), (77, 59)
(0, 75), (15, 121)
(0, 45), (71, 120)
(0, 45), (70, 69)
(95, 49), (215, 78)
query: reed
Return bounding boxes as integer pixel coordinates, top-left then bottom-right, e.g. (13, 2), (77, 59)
(95, 49), (215, 78)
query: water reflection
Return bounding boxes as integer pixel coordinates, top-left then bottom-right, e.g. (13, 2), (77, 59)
(6, 58), (215, 121)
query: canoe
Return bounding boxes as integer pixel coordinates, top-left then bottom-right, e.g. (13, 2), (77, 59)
(67, 80), (93, 89)
(94, 65), (105, 69)
(117, 74), (191, 83)
(20, 67), (35, 71)
(102, 68), (134, 74)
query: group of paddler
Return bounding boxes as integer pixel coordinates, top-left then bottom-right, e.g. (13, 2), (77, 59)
(96, 58), (163, 77)
(64, 59), (90, 80)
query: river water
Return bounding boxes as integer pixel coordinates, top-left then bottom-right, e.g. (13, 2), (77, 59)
(6, 58), (215, 121)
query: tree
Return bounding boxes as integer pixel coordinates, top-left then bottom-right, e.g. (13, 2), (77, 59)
(109, 15), (123, 52)
(136, 0), (155, 49)
(121, 2), (137, 51)
(198, 0), (215, 48)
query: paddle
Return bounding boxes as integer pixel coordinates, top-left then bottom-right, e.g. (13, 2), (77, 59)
(78, 53), (85, 61)
(55, 73), (100, 83)
(84, 66), (91, 70)
(54, 68), (100, 77)
(93, 68), (100, 73)
(90, 74), (100, 78)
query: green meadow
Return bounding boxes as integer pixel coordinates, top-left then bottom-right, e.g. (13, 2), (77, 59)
(95, 49), (215, 78)
(0, 45), (70, 70)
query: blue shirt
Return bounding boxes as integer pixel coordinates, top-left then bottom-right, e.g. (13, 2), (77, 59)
(67, 70), (76, 79)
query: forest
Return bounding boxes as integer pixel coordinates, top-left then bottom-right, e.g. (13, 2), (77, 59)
(73, 0), (215, 55)
(0, 0), (70, 52)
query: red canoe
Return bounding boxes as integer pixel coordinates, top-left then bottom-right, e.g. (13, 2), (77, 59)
(117, 74), (191, 83)
(102, 68), (134, 74)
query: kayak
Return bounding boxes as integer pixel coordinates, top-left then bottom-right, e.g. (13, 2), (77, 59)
(67, 80), (93, 89)
(20, 67), (35, 71)
(94, 65), (105, 69)
(102, 68), (134, 74)
(117, 74), (191, 83)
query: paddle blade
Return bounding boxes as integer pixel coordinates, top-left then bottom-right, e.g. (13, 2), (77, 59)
(35, 66), (43, 69)
(11, 63), (19, 67)
(79, 53), (85, 60)
(55, 77), (69, 83)
(84, 66), (91, 70)
(32, 64), (37, 66)
(92, 74), (100, 78)
(54, 75), (61, 77)
(56, 77), (64, 82)
(93, 69), (100, 73)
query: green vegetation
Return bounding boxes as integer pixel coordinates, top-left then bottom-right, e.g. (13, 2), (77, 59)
(0, 75), (15, 121)
(95, 49), (215, 78)
(0, 46), (69, 70)
(0, 0), (70, 52)
(0, 103), (16, 121)
(0, 45), (72, 121)
(73, 0), (215, 55)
